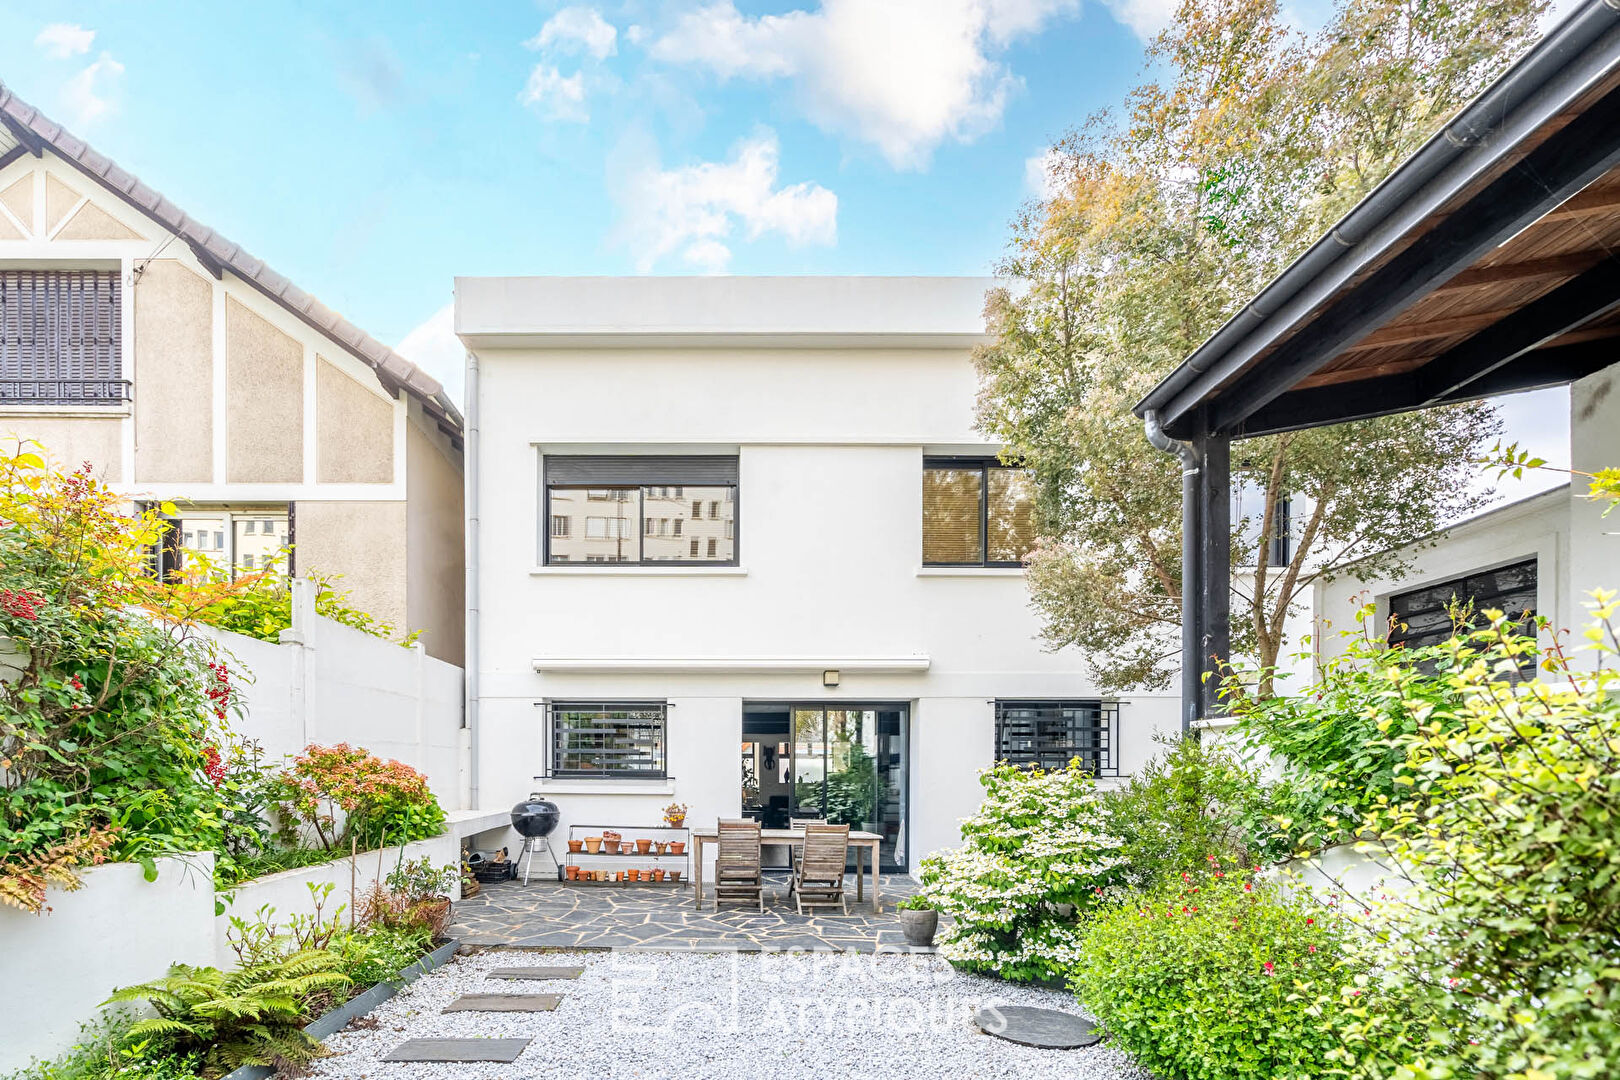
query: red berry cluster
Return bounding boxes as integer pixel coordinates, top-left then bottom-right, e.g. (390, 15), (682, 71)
(206, 661), (232, 719)
(202, 745), (227, 788)
(0, 589), (44, 621)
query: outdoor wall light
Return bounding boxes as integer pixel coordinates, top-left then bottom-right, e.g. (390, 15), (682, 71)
(823, 669), (840, 688)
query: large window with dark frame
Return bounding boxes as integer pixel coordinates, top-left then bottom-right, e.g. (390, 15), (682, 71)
(546, 701), (668, 778)
(543, 455), (737, 565)
(994, 699), (1117, 776)
(0, 270), (126, 405)
(923, 457), (1036, 566)
(1389, 558), (1537, 651)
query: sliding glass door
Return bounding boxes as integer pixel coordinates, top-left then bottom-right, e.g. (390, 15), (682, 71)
(741, 703), (909, 871)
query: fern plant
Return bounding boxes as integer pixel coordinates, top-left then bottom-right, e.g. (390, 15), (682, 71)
(104, 951), (350, 1076)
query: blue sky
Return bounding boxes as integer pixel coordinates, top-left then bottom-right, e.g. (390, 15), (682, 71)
(0, 0), (1574, 498)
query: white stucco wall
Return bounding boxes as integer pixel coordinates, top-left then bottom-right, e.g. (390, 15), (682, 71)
(461, 280), (1181, 873)
(1569, 360), (1620, 646)
(0, 856), (217, 1074)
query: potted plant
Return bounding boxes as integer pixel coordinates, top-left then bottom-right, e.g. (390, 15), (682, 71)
(460, 860), (481, 899)
(663, 802), (689, 828)
(896, 894), (939, 948)
(384, 857), (460, 938)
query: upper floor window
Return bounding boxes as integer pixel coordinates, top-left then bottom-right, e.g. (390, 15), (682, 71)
(0, 270), (126, 406)
(543, 454), (738, 566)
(922, 457), (1036, 567)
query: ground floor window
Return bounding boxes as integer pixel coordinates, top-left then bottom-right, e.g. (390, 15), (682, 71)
(1388, 558), (1537, 651)
(547, 701), (668, 778)
(994, 699), (1117, 775)
(741, 703), (908, 871)
(149, 502), (292, 582)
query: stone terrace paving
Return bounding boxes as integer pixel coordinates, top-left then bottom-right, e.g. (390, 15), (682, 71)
(449, 874), (926, 952)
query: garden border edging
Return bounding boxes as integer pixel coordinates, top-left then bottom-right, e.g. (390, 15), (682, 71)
(219, 938), (460, 1080)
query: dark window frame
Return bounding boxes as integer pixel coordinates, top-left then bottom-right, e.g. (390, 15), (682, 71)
(923, 456), (1033, 568)
(1388, 557), (1538, 652)
(993, 699), (1118, 776)
(544, 700), (669, 779)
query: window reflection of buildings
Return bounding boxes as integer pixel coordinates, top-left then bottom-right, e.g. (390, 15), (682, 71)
(547, 486), (735, 564)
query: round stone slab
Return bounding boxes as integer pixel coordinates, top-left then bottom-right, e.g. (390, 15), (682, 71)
(974, 1005), (1100, 1049)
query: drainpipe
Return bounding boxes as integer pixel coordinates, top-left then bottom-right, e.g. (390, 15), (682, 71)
(463, 346), (481, 809)
(1144, 409), (1201, 734)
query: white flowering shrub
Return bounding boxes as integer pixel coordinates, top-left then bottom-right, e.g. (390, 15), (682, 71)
(917, 761), (1128, 983)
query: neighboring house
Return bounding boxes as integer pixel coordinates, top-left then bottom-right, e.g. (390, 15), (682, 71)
(0, 82), (465, 662)
(456, 276), (1178, 871)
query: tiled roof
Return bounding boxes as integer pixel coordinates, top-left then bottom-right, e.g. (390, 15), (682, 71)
(0, 80), (463, 434)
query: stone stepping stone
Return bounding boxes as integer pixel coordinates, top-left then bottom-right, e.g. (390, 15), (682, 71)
(380, 1038), (531, 1062)
(974, 1006), (1100, 1049)
(487, 966), (584, 980)
(444, 993), (561, 1013)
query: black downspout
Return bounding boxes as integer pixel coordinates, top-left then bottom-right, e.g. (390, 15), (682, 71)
(1144, 410), (1202, 733)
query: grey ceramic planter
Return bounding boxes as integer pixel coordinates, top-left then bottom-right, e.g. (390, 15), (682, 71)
(898, 907), (938, 947)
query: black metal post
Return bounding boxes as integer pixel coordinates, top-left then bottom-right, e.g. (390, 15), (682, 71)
(1195, 434), (1231, 721)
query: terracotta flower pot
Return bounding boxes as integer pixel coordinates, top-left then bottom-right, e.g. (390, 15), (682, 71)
(602, 830), (623, 847)
(566, 866), (580, 880)
(627, 869), (641, 882)
(669, 841), (686, 855)
(635, 839), (653, 854)
(664, 815), (686, 829)
(651, 869), (665, 882)
(654, 841), (668, 855)
(567, 840), (584, 854)
(584, 837), (602, 854)
(668, 870), (682, 883)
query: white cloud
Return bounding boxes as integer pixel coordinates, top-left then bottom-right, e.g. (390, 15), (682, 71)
(648, 0), (1082, 169)
(526, 6), (618, 59)
(35, 23), (95, 59)
(519, 64), (589, 122)
(1097, 0), (1177, 39)
(61, 52), (124, 127)
(1024, 147), (1066, 200)
(615, 131), (837, 272)
(395, 303), (464, 410)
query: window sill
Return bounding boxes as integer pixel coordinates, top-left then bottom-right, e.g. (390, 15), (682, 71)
(0, 403), (131, 419)
(531, 565), (747, 577)
(915, 566), (1025, 577)
(531, 778), (678, 796)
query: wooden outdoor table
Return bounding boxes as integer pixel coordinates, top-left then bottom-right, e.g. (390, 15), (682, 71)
(690, 827), (884, 913)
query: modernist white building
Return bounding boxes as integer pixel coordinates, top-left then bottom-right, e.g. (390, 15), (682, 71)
(457, 276), (1178, 872)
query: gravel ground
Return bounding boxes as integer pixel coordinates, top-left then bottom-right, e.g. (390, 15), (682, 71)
(303, 948), (1154, 1080)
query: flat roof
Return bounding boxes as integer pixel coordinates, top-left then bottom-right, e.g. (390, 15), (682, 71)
(454, 276), (997, 348)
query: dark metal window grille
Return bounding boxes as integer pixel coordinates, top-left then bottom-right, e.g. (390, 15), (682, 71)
(1389, 558), (1537, 651)
(546, 701), (668, 778)
(994, 699), (1117, 776)
(0, 270), (126, 405)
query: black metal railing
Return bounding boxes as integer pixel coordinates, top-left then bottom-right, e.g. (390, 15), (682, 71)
(0, 379), (131, 405)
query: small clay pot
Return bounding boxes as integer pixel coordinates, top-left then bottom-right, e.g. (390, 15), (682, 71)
(602, 830), (623, 847)
(628, 869), (641, 882)
(654, 841), (668, 855)
(669, 841), (686, 855)
(565, 865), (580, 880)
(615, 871), (625, 882)
(567, 840), (584, 854)
(668, 870), (682, 883)
(665, 815), (686, 829)
(651, 869), (665, 882)
(584, 837), (602, 854)
(635, 838), (653, 854)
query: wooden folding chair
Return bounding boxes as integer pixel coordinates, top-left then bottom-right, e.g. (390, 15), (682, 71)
(789, 822), (850, 915)
(714, 818), (763, 912)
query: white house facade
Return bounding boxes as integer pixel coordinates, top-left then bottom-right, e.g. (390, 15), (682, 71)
(457, 276), (1179, 873)
(1314, 360), (1620, 666)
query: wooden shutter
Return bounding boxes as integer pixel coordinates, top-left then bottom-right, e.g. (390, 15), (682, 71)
(0, 270), (122, 403)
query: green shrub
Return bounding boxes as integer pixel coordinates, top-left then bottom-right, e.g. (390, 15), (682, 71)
(1072, 862), (1421, 1080)
(0, 448), (241, 911)
(0, 1011), (202, 1080)
(190, 552), (418, 647)
(105, 952), (350, 1077)
(270, 743), (445, 851)
(1102, 733), (1287, 889)
(917, 761), (1127, 983)
(1339, 604), (1620, 1079)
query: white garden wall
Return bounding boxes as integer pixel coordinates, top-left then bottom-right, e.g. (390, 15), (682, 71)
(214, 832), (461, 966)
(0, 855), (217, 1074)
(205, 577), (466, 806)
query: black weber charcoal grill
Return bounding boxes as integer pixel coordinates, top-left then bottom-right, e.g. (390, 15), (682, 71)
(511, 794), (561, 884)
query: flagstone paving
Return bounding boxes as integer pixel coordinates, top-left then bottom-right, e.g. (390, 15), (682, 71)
(450, 874), (929, 951)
